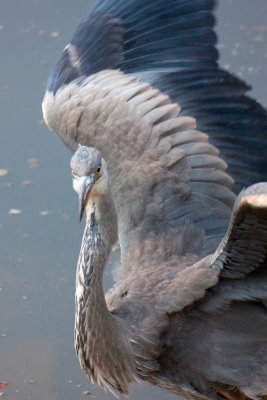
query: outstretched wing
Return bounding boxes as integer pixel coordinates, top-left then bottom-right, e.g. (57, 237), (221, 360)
(158, 182), (267, 314)
(43, 69), (235, 259)
(147, 69), (267, 194)
(160, 183), (267, 398)
(46, 0), (217, 94)
(43, 0), (267, 260)
(179, 182), (267, 311)
(44, 0), (267, 194)
(106, 183), (267, 395)
(210, 182), (267, 281)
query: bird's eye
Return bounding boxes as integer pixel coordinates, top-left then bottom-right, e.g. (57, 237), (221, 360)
(95, 165), (101, 175)
(71, 169), (76, 177)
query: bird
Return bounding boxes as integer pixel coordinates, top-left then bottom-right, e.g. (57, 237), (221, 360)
(42, 0), (267, 399)
(70, 144), (267, 399)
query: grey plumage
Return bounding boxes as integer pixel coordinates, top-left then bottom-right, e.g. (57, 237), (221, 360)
(43, 0), (267, 399)
(71, 145), (102, 177)
(72, 148), (137, 394)
(70, 144), (267, 399)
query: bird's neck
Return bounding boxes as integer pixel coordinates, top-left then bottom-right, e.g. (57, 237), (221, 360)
(75, 193), (137, 395)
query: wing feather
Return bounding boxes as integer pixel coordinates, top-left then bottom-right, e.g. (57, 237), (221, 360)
(210, 182), (267, 279)
(44, 0), (267, 194)
(43, 69), (234, 257)
(43, 0), (266, 259)
(148, 69), (267, 192)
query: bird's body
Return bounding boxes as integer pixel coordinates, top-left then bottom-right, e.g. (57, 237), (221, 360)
(70, 146), (267, 399)
(43, 0), (267, 399)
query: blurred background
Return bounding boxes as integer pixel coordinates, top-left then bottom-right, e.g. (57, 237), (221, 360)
(0, 0), (266, 399)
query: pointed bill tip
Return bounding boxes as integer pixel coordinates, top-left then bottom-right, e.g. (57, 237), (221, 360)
(77, 176), (94, 221)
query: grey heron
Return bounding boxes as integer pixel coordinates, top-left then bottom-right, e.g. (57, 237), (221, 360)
(42, 0), (267, 398)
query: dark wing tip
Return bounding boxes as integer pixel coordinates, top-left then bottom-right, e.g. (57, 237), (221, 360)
(71, 13), (125, 74)
(46, 13), (125, 95)
(45, 48), (80, 94)
(45, 0), (218, 94)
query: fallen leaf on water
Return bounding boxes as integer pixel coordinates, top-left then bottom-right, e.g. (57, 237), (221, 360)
(21, 180), (33, 187)
(0, 169), (8, 177)
(9, 209), (22, 215)
(27, 158), (39, 169)
(40, 210), (51, 216)
(50, 31), (60, 38)
(0, 382), (8, 390)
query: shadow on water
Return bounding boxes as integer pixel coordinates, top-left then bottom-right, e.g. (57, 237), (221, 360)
(0, 0), (266, 399)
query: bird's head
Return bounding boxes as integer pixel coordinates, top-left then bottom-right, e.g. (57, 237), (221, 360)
(70, 145), (108, 220)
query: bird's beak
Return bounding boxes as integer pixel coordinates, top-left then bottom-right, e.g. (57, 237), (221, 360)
(79, 176), (94, 221)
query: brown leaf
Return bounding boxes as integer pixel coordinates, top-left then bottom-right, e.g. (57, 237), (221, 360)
(0, 382), (8, 390)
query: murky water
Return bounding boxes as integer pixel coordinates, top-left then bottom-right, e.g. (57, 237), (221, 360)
(0, 1), (266, 399)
